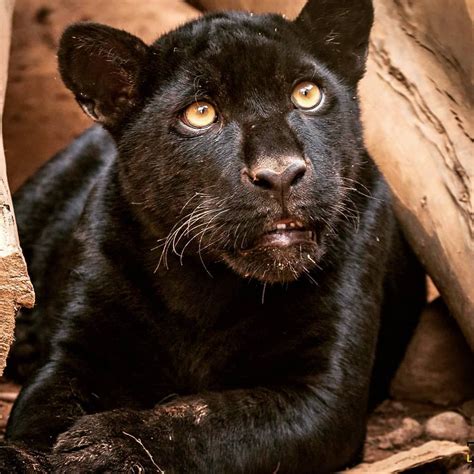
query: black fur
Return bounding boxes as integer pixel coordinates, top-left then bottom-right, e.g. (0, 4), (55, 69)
(2, 2), (425, 472)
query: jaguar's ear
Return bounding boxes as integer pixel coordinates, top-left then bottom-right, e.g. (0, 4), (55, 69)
(58, 22), (152, 128)
(295, 0), (374, 83)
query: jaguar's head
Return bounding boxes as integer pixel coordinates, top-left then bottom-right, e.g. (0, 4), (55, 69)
(58, 0), (374, 283)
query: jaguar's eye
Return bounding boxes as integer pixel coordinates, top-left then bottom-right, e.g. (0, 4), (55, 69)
(291, 81), (323, 111)
(182, 101), (217, 129)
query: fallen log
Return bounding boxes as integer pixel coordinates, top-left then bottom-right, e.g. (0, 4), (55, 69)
(0, 0), (35, 375)
(359, 0), (474, 349)
(189, 0), (305, 18)
(345, 440), (469, 473)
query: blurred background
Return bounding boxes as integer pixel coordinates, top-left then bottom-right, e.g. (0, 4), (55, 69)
(4, 0), (201, 192)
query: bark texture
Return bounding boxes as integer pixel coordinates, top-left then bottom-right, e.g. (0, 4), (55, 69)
(346, 440), (469, 473)
(190, 0), (305, 18)
(359, 0), (473, 348)
(0, 0), (35, 375)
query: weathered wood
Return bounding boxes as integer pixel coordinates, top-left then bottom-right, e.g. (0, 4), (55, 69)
(345, 440), (469, 473)
(0, 0), (35, 375)
(359, 0), (474, 348)
(190, 0), (305, 18)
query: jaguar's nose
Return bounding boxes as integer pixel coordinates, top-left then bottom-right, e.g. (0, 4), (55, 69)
(248, 160), (307, 197)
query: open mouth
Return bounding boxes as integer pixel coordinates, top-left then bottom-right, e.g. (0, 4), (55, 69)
(242, 218), (316, 251)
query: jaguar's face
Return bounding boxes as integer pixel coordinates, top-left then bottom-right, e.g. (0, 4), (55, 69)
(58, 3), (373, 283)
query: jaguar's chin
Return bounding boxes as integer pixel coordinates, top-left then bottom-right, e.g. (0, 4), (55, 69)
(222, 219), (322, 283)
(224, 243), (321, 283)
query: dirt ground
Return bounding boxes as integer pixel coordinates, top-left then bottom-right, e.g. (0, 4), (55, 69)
(2, 0), (470, 470)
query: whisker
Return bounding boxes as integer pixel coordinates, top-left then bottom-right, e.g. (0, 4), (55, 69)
(154, 192), (230, 274)
(261, 282), (267, 305)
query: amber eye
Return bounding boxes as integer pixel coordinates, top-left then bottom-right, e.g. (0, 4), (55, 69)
(291, 81), (323, 110)
(182, 101), (217, 129)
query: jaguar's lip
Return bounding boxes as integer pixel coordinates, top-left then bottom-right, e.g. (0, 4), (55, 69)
(255, 229), (315, 248)
(241, 219), (316, 251)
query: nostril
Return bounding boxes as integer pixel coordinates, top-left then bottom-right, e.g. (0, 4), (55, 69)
(290, 163), (307, 187)
(284, 162), (307, 189)
(252, 177), (273, 190)
(253, 169), (280, 190)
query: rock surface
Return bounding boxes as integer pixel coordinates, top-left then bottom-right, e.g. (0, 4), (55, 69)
(425, 412), (470, 441)
(391, 299), (474, 406)
(460, 399), (474, 421)
(376, 417), (423, 449)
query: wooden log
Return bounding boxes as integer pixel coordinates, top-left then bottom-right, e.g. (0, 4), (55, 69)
(345, 440), (469, 473)
(189, 0), (305, 18)
(359, 0), (474, 349)
(0, 0), (35, 376)
(191, 0), (474, 349)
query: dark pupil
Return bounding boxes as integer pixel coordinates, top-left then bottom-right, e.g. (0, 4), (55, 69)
(197, 105), (208, 115)
(301, 86), (311, 96)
